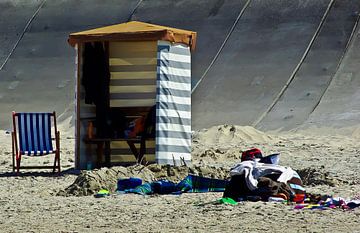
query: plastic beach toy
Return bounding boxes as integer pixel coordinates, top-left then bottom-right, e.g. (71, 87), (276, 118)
(95, 189), (110, 198)
(217, 197), (238, 205)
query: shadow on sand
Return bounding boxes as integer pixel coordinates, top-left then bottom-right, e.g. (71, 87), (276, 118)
(0, 167), (80, 178)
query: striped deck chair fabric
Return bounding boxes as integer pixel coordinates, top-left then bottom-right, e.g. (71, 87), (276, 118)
(12, 112), (60, 173)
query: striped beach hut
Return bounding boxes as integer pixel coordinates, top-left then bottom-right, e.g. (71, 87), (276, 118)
(68, 21), (196, 169)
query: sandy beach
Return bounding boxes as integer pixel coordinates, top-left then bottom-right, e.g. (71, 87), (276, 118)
(1, 124), (360, 233)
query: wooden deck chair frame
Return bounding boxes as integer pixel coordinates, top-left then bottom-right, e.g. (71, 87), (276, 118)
(11, 111), (60, 173)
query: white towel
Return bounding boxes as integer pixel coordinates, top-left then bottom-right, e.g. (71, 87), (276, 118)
(229, 160), (297, 191)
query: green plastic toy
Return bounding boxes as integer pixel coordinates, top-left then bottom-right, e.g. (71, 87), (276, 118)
(94, 189), (110, 198)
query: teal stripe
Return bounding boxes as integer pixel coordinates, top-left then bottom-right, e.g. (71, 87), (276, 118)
(44, 114), (50, 153)
(19, 114), (26, 153)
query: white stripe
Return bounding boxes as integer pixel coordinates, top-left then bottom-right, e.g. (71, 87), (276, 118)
(159, 66), (191, 77)
(158, 51), (190, 63)
(20, 114), (26, 151)
(24, 150), (54, 155)
(44, 114), (50, 151)
(157, 108), (191, 119)
(38, 114), (44, 152)
(171, 44), (189, 50)
(157, 80), (191, 92)
(157, 94), (191, 106)
(168, 52), (190, 63)
(157, 123), (191, 132)
(157, 52), (191, 63)
(157, 137), (191, 147)
(156, 151), (191, 161)
(158, 40), (189, 49)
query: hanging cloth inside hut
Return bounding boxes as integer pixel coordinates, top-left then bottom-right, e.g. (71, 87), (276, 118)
(82, 42), (111, 137)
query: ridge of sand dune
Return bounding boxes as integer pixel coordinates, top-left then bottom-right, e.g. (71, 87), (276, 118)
(193, 125), (275, 145)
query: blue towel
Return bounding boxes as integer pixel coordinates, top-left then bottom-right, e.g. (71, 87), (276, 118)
(117, 178), (142, 191)
(152, 180), (177, 194)
(124, 183), (153, 195)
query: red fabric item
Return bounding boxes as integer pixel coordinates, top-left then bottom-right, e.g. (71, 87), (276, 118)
(241, 148), (263, 161)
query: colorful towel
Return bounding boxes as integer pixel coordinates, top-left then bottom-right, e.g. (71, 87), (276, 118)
(294, 196), (360, 210)
(177, 175), (228, 193)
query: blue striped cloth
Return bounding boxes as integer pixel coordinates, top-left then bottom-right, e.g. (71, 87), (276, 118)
(16, 112), (53, 155)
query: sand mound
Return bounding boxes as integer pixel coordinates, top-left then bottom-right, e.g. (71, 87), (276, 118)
(193, 125), (275, 145)
(58, 164), (229, 196)
(296, 167), (340, 187)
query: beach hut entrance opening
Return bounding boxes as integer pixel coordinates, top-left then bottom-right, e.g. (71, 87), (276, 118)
(69, 21), (196, 169)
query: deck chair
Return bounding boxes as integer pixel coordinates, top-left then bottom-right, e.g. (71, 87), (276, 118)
(11, 111), (60, 173)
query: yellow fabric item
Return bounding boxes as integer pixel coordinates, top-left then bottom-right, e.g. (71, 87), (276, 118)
(68, 21), (197, 50)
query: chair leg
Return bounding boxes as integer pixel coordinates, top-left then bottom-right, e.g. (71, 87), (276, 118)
(55, 131), (61, 173)
(12, 132), (16, 173)
(16, 156), (21, 174)
(53, 152), (61, 173)
(58, 155), (61, 173)
(12, 150), (15, 173)
(57, 152), (61, 173)
(53, 155), (57, 173)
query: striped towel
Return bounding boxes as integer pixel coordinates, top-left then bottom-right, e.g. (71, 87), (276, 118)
(176, 175), (229, 193)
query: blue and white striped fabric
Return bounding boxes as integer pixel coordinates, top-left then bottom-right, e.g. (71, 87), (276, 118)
(17, 113), (54, 156)
(156, 41), (192, 165)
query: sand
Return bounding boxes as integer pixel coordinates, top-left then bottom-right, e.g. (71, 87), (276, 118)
(1, 124), (360, 232)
